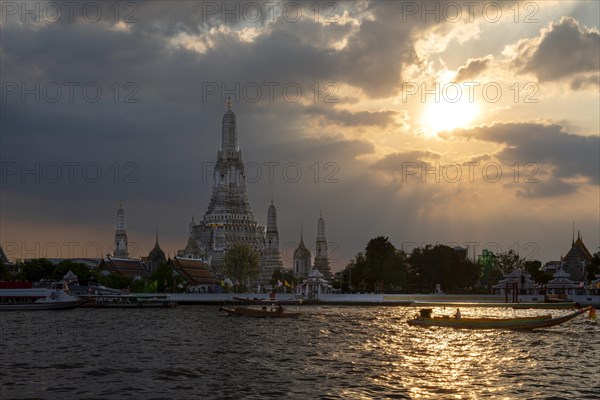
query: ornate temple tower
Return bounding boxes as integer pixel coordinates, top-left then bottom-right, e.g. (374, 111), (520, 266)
(259, 199), (284, 284)
(313, 211), (332, 279)
(145, 229), (167, 274)
(113, 202), (129, 258)
(192, 100), (265, 270)
(293, 227), (311, 277)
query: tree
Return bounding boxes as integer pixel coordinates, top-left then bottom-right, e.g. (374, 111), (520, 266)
(524, 260), (551, 284)
(222, 244), (260, 285)
(495, 250), (523, 275)
(98, 273), (131, 289)
(0, 260), (11, 281)
(51, 260), (99, 283)
(588, 252), (600, 279)
(150, 263), (183, 293)
(345, 237), (410, 293)
(478, 249), (501, 293)
(15, 258), (55, 282)
(409, 245), (481, 293)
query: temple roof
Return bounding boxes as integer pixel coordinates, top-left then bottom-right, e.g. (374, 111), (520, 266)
(101, 257), (150, 280)
(294, 228), (311, 259)
(492, 269), (536, 289)
(564, 235), (593, 262)
(147, 232), (166, 262)
(172, 257), (220, 286)
(63, 270), (78, 281)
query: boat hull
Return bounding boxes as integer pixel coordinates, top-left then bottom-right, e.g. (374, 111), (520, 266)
(80, 295), (177, 308)
(233, 296), (302, 305)
(220, 306), (301, 318)
(0, 300), (84, 311)
(407, 307), (592, 330)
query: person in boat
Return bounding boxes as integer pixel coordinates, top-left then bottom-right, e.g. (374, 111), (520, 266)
(455, 308), (462, 319)
(419, 308), (432, 318)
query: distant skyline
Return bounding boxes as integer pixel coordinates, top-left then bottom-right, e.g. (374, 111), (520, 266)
(1, 1), (599, 271)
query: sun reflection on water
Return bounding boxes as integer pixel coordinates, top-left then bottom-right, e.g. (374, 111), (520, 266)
(346, 306), (595, 399)
(0, 306), (597, 399)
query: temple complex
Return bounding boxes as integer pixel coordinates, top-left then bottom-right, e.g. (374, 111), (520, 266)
(178, 102), (337, 287)
(188, 100), (265, 272)
(541, 228), (594, 281)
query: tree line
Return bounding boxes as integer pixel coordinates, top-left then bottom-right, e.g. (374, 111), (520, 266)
(0, 258), (183, 293)
(2, 239), (599, 294)
(336, 236), (600, 294)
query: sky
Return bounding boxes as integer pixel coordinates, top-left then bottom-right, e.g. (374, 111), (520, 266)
(1, 0), (599, 272)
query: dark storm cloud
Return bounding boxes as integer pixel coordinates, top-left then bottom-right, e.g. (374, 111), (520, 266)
(512, 17), (600, 86)
(450, 123), (599, 196)
(0, 0), (454, 112)
(454, 56), (492, 82)
(3, 1), (597, 264)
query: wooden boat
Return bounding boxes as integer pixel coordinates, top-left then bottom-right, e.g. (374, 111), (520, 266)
(233, 296), (303, 305)
(407, 307), (594, 330)
(220, 305), (301, 318)
(411, 301), (576, 309)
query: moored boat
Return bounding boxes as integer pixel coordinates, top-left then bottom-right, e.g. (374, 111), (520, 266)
(220, 304), (301, 318)
(0, 281), (84, 311)
(233, 296), (303, 305)
(407, 307), (594, 330)
(80, 294), (177, 308)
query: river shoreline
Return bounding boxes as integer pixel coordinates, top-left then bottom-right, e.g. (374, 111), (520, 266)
(133, 292), (600, 307)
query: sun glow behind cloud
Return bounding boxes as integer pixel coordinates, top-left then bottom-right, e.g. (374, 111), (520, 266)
(420, 97), (480, 135)
(418, 72), (481, 135)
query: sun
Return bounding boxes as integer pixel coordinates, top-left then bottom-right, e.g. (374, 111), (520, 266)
(420, 96), (480, 135)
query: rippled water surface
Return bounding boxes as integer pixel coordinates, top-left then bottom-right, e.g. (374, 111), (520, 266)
(1, 306), (598, 399)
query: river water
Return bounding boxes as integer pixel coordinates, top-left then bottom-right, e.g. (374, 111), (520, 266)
(1, 306), (598, 399)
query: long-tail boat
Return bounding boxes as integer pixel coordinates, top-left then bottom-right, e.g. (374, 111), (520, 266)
(407, 306), (595, 330)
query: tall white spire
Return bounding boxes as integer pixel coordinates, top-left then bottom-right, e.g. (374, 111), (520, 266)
(113, 202), (129, 258)
(221, 96), (238, 151)
(259, 198), (283, 284)
(267, 197), (278, 232)
(314, 211), (332, 279)
(317, 210), (326, 241)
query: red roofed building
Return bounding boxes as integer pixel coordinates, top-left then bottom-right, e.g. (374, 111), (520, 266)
(171, 257), (220, 292)
(99, 257), (150, 280)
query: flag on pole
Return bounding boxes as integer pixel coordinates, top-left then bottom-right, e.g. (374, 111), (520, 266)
(277, 280), (283, 287)
(284, 280), (291, 288)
